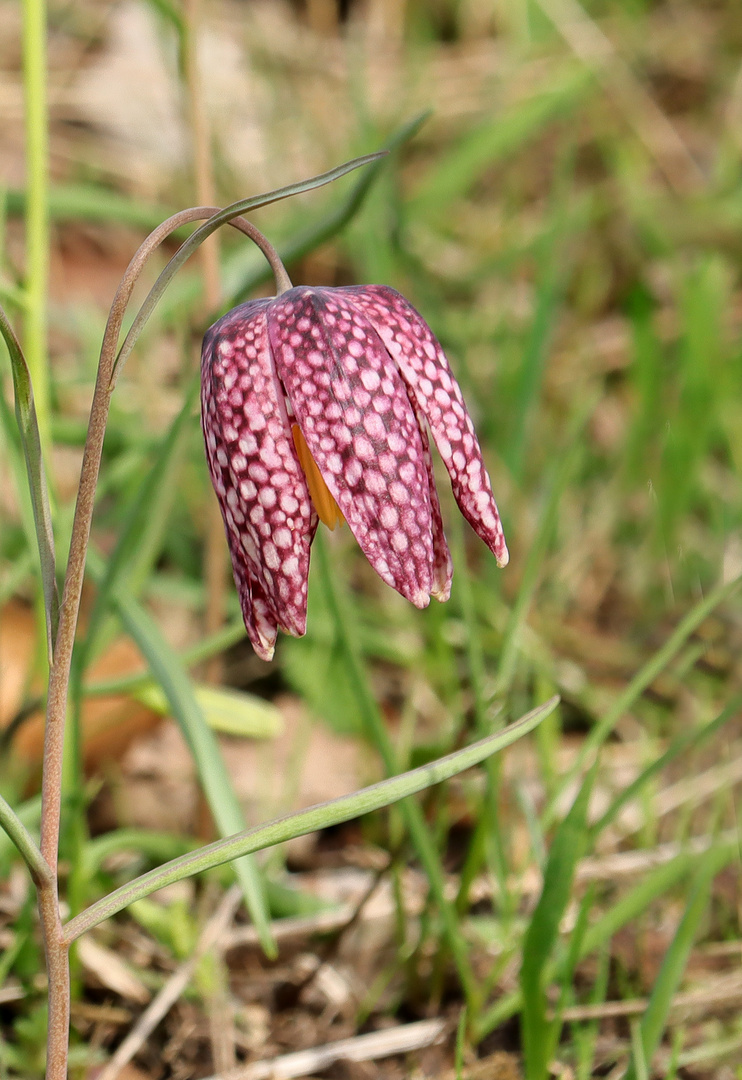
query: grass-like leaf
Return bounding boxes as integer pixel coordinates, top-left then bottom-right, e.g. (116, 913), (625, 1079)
(476, 837), (739, 1040)
(545, 572), (742, 828)
(314, 531), (481, 1007)
(61, 696), (557, 943)
(109, 585), (275, 956)
(625, 842), (733, 1079)
(225, 113), (430, 306)
(5, 183), (177, 231)
(520, 762), (597, 1080)
(136, 681), (283, 739)
(409, 69), (589, 217)
(153, 113), (429, 323)
(0, 793), (50, 887)
(110, 151), (388, 387)
(81, 377), (198, 661)
(0, 303), (58, 657)
(591, 695), (742, 838)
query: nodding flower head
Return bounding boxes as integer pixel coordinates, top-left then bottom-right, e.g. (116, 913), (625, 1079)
(201, 284), (508, 661)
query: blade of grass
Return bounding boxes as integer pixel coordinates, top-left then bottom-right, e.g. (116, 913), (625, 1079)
(474, 838), (738, 1040)
(65, 382), (201, 915)
(495, 399), (592, 697)
(448, 511), (510, 921)
(81, 376), (199, 659)
(503, 142), (576, 481)
(630, 1017), (650, 1080)
(21, 0), (51, 449)
(0, 549), (35, 607)
(82, 829), (196, 878)
(83, 616), (247, 698)
(521, 762), (597, 1080)
(549, 883), (596, 1066)
(625, 842), (732, 1080)
(0, 795), (41, 865)
(544, 572), (742, 829)
(313, 533), (549, 1011)
(0, 303), (58, 656)
(0, 375), (41, 568)
(410, 68), (589, 217)
(160, 114), (429, 319)
(591, 695), (742, 839)
(102, 577), (275, 957)
(61, 697), (556, 943)
(5, 184), (178, 232)
(111, 151), (389, 387)
(136, 681), (282, 739)
(658, 258), (728, 547)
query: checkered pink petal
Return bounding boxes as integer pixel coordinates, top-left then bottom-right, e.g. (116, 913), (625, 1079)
(268, 287), (436, 607)
(202, 279), (508, 661)
(201, 301), (317, 660)
(412, 403), (454, 601)
(348, 285), (509, 568)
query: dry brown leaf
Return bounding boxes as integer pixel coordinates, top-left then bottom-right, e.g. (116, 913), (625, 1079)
(77, 937), (152, 1005)
(0, 601), (162, 780)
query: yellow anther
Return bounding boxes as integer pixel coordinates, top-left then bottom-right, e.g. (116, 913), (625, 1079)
(292, 424), (345, 530)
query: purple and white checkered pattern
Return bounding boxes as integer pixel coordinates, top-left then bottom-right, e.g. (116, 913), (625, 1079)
(202, 285), (507, 660)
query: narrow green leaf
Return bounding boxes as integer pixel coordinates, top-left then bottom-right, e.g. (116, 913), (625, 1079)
(111, 152), (387, 386)
(157, 113), (429, 321)
(0, 385), (42, 580)
(0, 795), (41, 866)
(0, 792), (51, 887)
(545, 572), (742, 828)
(225, 114), (429, 306)
(475, 839), (738, 1041)
(521, 763), (597, 1080)
(84, 617), (248, 699)
(5, 183), (177, 231)
(109, 587), (275, 956)
(0, 303), (58, 657)
(0, 549), (35, 608)
(135, 682), (283, 739)
(591, 696), (742, 838)
(410, 70), (589, 216)
(625, 843), (732, 1079)
(81, 377), (198, 658)
(82, 828), (196, 878)
(314, 530), (482, 1005)
(495, 406), (588, 697)
(62, 696), (557, 943)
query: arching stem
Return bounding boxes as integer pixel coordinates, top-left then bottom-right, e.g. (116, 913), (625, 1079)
(40, 206), (287, 1080)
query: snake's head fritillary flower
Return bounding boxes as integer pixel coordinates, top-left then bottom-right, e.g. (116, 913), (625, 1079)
(201, 284), (508, 661)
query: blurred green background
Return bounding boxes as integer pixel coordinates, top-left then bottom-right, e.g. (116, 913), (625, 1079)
(1, 1), (741, 1076)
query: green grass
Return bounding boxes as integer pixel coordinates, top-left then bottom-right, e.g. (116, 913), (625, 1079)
(1, 0), (741, 1075)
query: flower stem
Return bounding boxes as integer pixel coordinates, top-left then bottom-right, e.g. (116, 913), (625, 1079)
(39, 206), (287, 1078)
(34, 154), (382, 1075)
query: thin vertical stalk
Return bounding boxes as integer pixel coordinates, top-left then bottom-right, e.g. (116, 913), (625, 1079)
(20, 5), (67, 1073)
(38, 207), (269, 1080)
(183, 0), (221, 311)
(182, 0), (228, 684)
(22, 0), (51, 448)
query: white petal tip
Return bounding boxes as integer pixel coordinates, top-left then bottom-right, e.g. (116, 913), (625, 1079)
(496, 545), (509, 569)
(412, 588), (431, 609)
